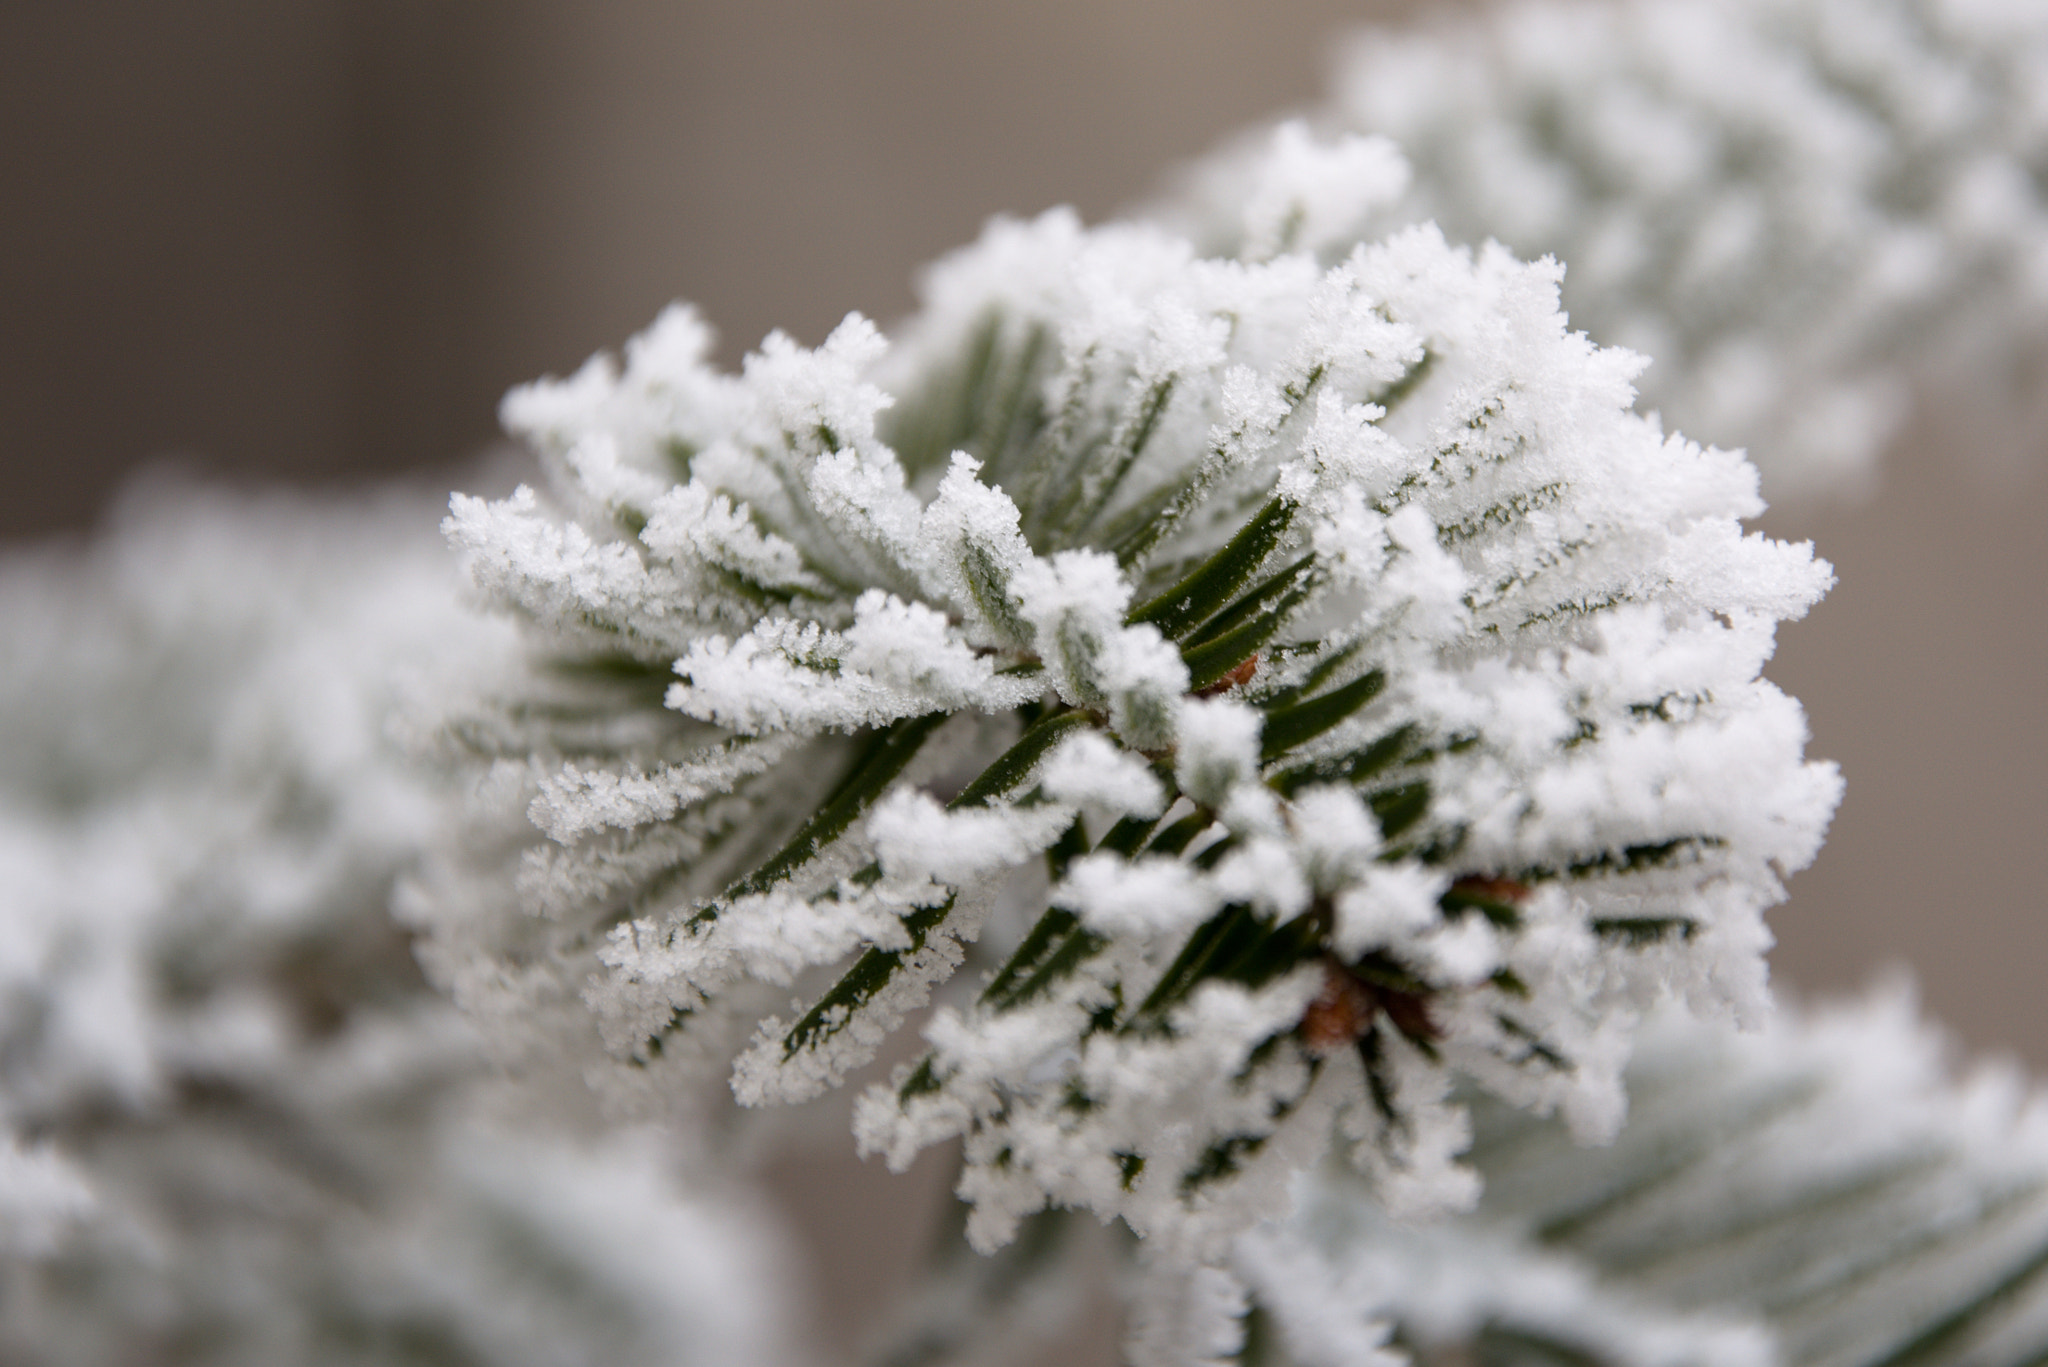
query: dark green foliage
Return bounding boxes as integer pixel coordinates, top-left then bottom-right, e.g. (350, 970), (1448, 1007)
(719, 712), (948, 905)
(1130, 497), (1299, 641)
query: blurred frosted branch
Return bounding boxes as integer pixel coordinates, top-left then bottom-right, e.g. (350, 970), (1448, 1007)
(0, 484), (804, 1366)
(1165, 0), (2048, 502)
(1237, 986), (2048, 1367)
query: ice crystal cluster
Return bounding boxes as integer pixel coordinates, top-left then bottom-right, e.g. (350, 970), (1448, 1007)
(1170, 0), (2048, 500)
(430, 161), (1839, 1275)
(0, 485), (798, 1367)
(1233, 987), (2048, 1367)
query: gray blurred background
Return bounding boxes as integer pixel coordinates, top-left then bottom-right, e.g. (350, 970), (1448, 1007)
(4, 0), (2042, 1265)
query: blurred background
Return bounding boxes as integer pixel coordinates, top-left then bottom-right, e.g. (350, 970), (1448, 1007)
(3, 0), (2041, 1229)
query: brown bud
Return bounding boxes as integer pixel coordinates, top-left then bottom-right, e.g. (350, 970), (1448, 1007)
(1301, 960), (1376, 1057)
(1194, 654), (1259, 698)
(1449, 874), (1530, 905)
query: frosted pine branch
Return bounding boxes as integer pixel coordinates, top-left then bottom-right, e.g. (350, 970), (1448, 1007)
(0, 484), (803, 1367)
(425, 172), (1839, 1272)
(1166, 0), (2048, 500)
(1232, 986), (2048, 1367)
(0, 481), (488, 1125)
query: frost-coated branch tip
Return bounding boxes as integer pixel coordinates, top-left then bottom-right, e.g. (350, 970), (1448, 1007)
(422, 176), (1839, 1276)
